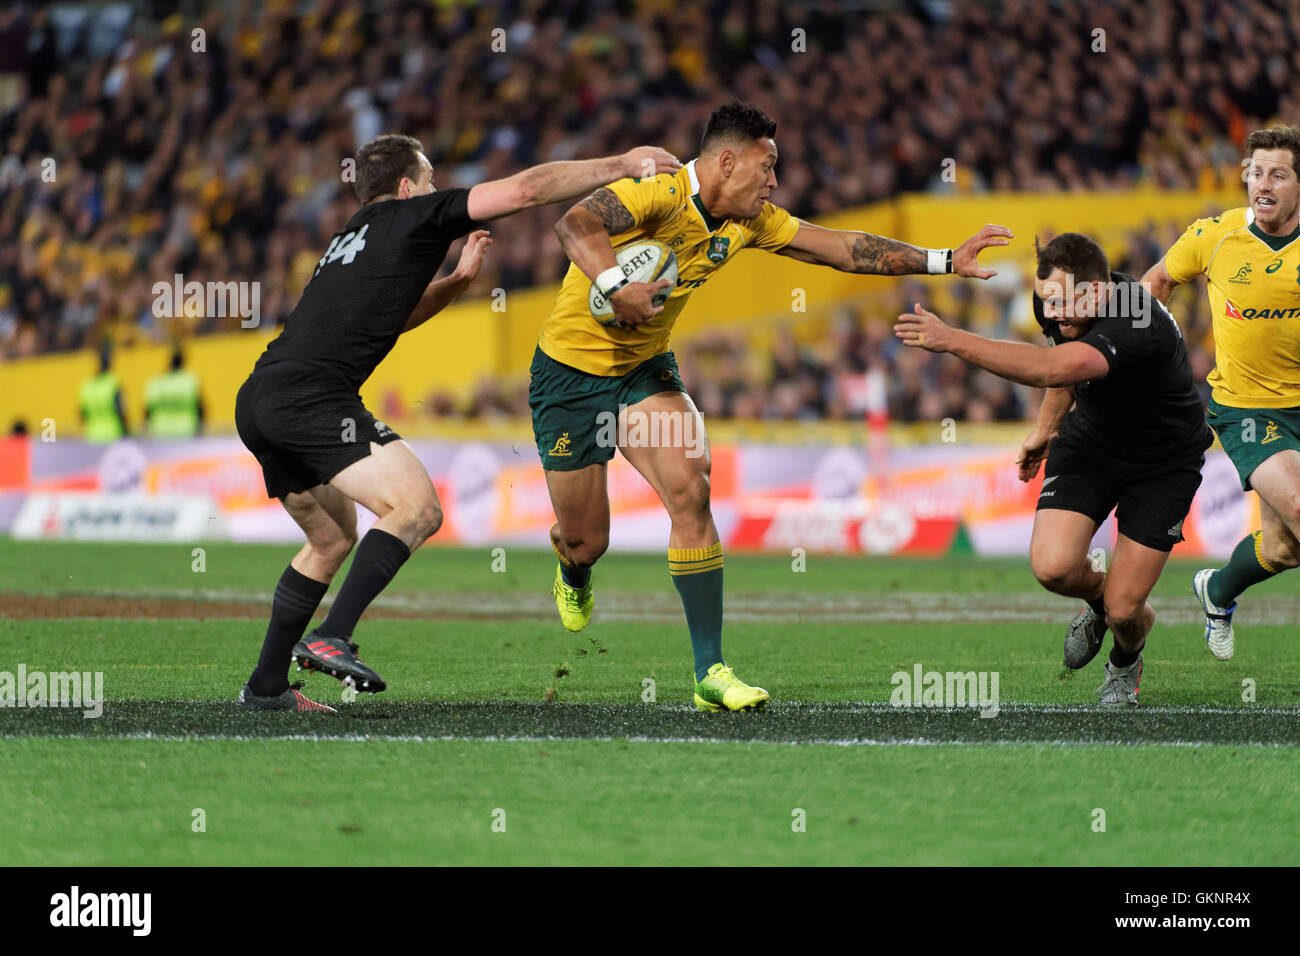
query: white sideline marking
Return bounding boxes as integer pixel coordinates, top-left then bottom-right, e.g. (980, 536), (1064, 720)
(42, 699), (1300, 716)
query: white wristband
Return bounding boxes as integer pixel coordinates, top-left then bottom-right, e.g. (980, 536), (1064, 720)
(595, 265), (629, 298)
(927, 248), (953, 275)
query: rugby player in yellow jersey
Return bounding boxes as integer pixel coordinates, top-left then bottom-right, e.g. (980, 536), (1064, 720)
(1143, 125), (1300, 661)
(531, 102), (1010, 711)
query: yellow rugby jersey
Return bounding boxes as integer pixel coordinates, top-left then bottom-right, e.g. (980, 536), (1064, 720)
(539, 159), (800, 376)
(1165, 206), (1300, 408)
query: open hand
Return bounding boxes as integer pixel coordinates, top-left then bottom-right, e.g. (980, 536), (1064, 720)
(623, 146), (682, 180)
(451, 230), (493, 282)
(894, 303), (952, 352)
(953, 224), (1013, 279)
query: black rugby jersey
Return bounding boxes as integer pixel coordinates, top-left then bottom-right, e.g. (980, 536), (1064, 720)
(1033, 271), (1212, 465)
(254, 188), (478, 391)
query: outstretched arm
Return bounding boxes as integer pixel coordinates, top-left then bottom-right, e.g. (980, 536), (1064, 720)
(403, 230), (492, 333)
(893, 303), (1109, 388)
(1140, 258), (1179, 305)
(466, 147), (680, 222)
(776, 222), (1013, 277)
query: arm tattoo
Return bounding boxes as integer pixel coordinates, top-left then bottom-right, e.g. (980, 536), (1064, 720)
(579, 188), (635, 235)
(849, 233), (928, 275)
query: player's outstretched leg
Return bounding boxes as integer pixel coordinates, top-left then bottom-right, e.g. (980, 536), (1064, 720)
(619, 390), (767, 711)
(297, 440), (442, 692)
(1194, 458), (1300, 659)
(544, 464), (609, 632)
(1095, 534), (1168, 709)
(1029, 510), (1108, 669)
(243, 486), (356, 707)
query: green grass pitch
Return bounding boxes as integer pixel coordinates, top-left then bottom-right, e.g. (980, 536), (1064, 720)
(1, 538), (1297, 866)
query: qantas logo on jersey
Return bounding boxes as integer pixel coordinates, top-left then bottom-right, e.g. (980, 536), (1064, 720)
(1225, 298), (1300, 319)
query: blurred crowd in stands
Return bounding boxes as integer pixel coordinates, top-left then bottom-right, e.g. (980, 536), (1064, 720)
(0, 0), (1281, 420)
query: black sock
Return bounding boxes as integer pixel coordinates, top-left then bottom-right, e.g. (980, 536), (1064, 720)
(249, 565), (329, 696)
(316, 528), (410, 639)
(1109, 642), (1143, 669)
(1086, 596), (1106, 619)
(560, 560), (591, 589)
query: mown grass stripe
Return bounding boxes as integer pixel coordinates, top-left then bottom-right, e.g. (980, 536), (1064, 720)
(1, 701), (1295, 746)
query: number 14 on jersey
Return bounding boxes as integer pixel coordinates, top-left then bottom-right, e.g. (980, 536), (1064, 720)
(315, 225), (369, 276)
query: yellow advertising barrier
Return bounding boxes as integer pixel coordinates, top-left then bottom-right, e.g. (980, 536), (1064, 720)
(0, 185), (1243, 436)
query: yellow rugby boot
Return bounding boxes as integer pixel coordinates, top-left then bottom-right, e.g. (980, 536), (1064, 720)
(553, 562), (594, 632)
(693, 663), (769, 712)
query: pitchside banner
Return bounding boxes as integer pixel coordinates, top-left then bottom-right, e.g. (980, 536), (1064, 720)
(0, 435), (1255, 557)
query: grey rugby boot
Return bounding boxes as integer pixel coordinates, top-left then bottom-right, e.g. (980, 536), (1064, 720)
(1192, 569), (1235, 661)
(1064, 606), (1108, 669)
(1096, 656), (1142, 709)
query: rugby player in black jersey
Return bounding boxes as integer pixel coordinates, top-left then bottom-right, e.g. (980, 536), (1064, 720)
(894, 233), (1212, 708)
(235, 134), (679, 711)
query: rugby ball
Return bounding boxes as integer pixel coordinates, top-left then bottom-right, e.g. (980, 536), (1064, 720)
(588, 241), (679, 323)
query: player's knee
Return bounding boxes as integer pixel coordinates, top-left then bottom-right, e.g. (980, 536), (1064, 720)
(1104, 596), (1145, 631)
(1031, 557), (1074, 593)
(666, 471), (711, 520)
(341, 523), (359, 552)
(566, 529), (609, 566)
(416, 500), (443, 540)
(314, 530), (355, 570)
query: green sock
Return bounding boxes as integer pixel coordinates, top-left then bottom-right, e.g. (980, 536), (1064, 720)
(1208, 530), (1281, 607)
(669, 542), (724, 682)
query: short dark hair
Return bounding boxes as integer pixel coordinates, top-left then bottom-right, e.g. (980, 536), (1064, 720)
(1034, 232), (1109, 284)
(355, 134), (425, 203)
(1245, 125), (1300, 177)
(700, 102), (777, 152)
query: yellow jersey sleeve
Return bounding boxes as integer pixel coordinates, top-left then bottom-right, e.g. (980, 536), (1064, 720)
(743, 202), (800, 251)
(604, 174), (679, 236)
(1163, 212), (1244, 284)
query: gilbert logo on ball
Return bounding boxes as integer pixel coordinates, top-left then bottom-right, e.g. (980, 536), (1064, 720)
(589, 241), (679, 326)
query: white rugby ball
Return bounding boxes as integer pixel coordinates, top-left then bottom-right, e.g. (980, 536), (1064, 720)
(588, 241), (679, 324)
